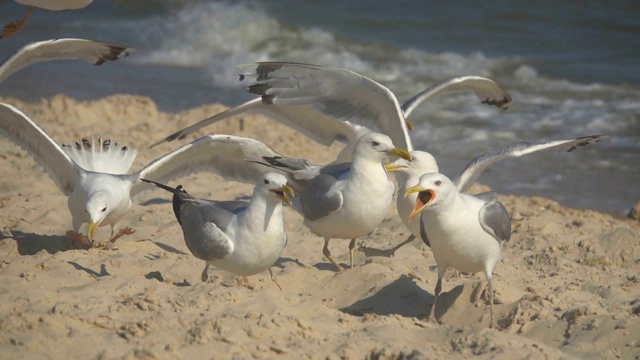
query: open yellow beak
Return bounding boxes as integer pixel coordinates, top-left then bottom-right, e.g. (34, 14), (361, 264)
(386, 147), (412, 161)
(270, 184), (295, 206)
(384, 162), (408, 173)
(405, 185), (436, 223)
(88, 220), (98, 241)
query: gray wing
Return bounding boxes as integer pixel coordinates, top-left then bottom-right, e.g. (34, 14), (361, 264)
(150, 97), (362, 155)
(301, 174), (344, 221)
(401, 76), (512, 117)
(131, 135), (281, 199)
(0, 38), (133, 83)
(419, 216), (431, 247)
(238, 62), (413, 152)
(478, 200), (511, 244)
(179, 198), (248, 261)
(455, 135), (606, 193)
(0, 102), (77, 195)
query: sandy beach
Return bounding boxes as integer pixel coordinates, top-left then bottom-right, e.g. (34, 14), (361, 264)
(0, 94), (638, 359)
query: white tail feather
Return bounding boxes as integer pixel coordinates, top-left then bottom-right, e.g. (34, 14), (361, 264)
(62, 137), (137, 174)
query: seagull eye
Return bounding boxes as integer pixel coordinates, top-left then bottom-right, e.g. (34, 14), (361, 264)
(264, 179), (270, 185)
(435, 180), (441, 186)
(372, 141), (380, 147)
(101, 207), (107, 212)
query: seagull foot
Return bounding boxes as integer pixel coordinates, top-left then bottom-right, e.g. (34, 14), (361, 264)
(109, 227), (136, 243)
(1, 6), (32, 39)
(268, 267), (283, 291)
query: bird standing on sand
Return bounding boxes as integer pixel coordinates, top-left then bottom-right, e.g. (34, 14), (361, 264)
(141, 174), (294, 288)
(2, 0), (93, 38)
(255, 132), (412, 271)
(406, 172), (510, 328)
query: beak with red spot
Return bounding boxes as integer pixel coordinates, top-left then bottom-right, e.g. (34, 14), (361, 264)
(270, 184), (295, 206)
(404, 185), (436, 223)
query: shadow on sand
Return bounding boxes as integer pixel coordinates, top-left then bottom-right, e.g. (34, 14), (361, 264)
(0, 230), (80, 255)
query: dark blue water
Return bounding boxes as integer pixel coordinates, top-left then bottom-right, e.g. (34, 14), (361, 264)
(0, 0), (638, 215)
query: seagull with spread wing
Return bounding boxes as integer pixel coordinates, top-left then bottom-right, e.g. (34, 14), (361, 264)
(0, 102), (281, 247)
(367, 135), (607, 257)
(151, 62), (511, 163)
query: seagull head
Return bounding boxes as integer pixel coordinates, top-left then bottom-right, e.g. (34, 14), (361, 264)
(260, 173), (295, 206)
(354, 132), (412, 162)
(86, 190), (112, 240)
(404, 172), (454, 222)
(385, 150), (438, 179)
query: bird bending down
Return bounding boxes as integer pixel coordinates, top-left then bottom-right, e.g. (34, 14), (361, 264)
(2, 0), (93, 38)
(255, 132), (412, 271)
(406, 172), (510, 328)
(368, 135), (606, 257)
(0, 38), (133, 84)
(141, 174), (293, 288)
(151, 62), (511, 164)
(0, 103), (283, 247)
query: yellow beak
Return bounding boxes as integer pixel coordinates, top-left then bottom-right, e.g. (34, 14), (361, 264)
(88, 220), (98, 241)
(270, 184), (295, 206)
(384, 162), (408, 173)
(405, 185), (435, 223)
(386, 147), (412, 161)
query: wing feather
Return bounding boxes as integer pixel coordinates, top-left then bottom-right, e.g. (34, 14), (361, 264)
(0, 38), (134, 83)
(455, 135), (606, 193)
(0, 103), (77, 195)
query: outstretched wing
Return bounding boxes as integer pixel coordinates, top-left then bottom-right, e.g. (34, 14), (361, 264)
(150, 98), (362, 155)
(455, 135), (606, 193)
(131, 135), (281, 198)
(401, 75), (512, 117)
(0, 103), (78, 195)
(239, 62), (413, 152)
(0, 38), (133, 83)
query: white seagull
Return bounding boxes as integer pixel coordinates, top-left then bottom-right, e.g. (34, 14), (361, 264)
(141, 174), (294, 287)
(2, 0), (93, 38)
(0, 102), (281, 246)
(403, 135), (606, 328)
(0, 38), (133, 84)
(151, 62), (511, 163)
(254, 132), (412, 271)
(406, 172), (510, 328)
(370, 135), (607, 257)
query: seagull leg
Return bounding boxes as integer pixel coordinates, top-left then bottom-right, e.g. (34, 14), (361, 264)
(348, 239), (356, 268)
(1, 5), (33, 39)
(322, 237), (344, 272)
(359, 235), (415, 258)
(485, 269), (496, 329)
(268, 267), (283, 291)
(429, 267), (445, 325)
(201, 263), (210, 282)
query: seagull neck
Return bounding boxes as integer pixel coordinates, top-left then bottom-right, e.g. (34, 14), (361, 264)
(348, 155), (387, 181)
(244, 193), (283, 232)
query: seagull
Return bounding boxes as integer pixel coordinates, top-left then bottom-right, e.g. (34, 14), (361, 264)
(0, 38), (133, 84)
(403, 135), (606, 328)
(0, 102), (282, 246)
(2, 0), (93, 38)
(140, 173), (294, 287)
(151, 62), (511, 163)
(405, 172), (510, 328)
(368, 135), (607, 257)
(254, 132), (412, 271)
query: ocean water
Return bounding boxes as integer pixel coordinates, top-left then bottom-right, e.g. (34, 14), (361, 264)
(0, 0), (638, 215)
